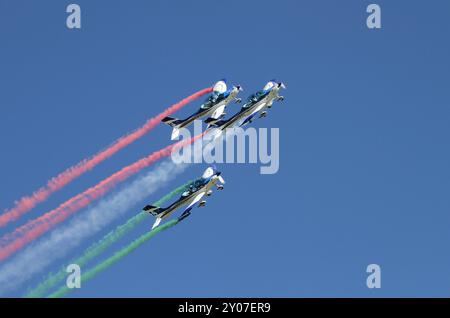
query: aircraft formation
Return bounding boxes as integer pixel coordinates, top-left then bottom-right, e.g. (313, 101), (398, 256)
(145, 79), (286, 230)
(0, 78), (286, 296)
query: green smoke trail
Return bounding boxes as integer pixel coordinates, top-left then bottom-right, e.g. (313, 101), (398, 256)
(48, 219), (179, 298)
(25, 182), (190, 298)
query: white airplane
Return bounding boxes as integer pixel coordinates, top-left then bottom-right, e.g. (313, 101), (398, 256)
(204, 80), (286, 139)
(143, 166), (225, 230)
(252, 80), (286, 119)
(162, 79), (243, 140)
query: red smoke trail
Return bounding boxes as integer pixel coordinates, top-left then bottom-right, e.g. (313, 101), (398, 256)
(0, 133), (204, 262)
(0, 88), (212, 227)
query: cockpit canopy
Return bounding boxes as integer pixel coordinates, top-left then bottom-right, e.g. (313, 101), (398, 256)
(200, 92), (222, 110)
(181, 190), (190, 197)
(242, 90), (268, 109)
(181, 179), (206, 197)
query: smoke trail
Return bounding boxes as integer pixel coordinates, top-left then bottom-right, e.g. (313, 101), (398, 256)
(0, 134), (203, 262)
(24, 181), (191, 298)
(49, 219), (180, 298)
(0, 87), (212, 228)
(0, 161), (187, 295)
(1, 130), (207, 295)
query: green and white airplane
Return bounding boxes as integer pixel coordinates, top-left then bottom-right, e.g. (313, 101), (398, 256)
(143, 166), (225, 230)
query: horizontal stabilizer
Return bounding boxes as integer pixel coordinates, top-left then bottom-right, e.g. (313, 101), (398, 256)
(162, 116), (184, 128)
(143, 205), (165, 216)
(151, 217), (162, 230)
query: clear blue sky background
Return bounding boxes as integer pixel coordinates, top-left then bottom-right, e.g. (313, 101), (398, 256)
(1, 0), (449, 297)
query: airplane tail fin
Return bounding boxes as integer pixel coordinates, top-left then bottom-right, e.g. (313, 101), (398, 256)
(161, 116), (184, 128)
(143, 205), (165, 216)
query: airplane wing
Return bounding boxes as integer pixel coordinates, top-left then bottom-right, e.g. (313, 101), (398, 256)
(253, 101), (267, 114)
(176, 191), (207, 223)
(209, 104), (226, 120)
(185, 191), (206, 211)
(240, 113), (256, 127)
(240, 100), (267, 126)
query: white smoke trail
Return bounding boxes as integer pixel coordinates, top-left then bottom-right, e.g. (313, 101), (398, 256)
(0, 126), (215, 295)
(0, 160), (187, 295)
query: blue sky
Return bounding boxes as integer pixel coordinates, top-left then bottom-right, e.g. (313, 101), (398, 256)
(0, 0), (449, 297)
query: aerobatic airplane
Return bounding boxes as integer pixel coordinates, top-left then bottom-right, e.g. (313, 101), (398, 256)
(204, 80), (286, 139)
(162, 79), (243, 140)
(143, 166), (225, 230)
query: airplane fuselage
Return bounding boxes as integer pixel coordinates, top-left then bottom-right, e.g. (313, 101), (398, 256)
(214, 86), (281, 132)
(157, 178), (216, 221)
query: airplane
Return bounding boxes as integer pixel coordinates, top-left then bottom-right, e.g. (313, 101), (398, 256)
(143, 166), (225, 230)
(204, 80), (286, 139)
(253, 80), (287, 119)
(162, 79), (243, 140)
